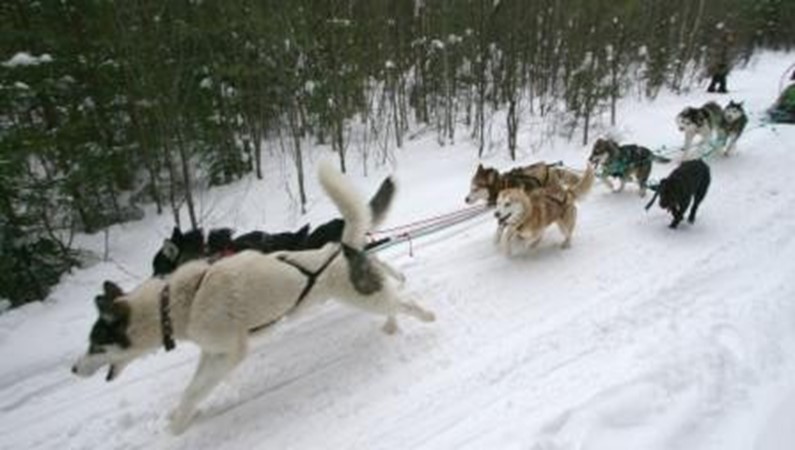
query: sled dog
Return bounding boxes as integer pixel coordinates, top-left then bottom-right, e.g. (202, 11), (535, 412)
(645, 159), (711, 229)
(720, 100), (748, 156)
(73, 160), (435, 434)
(588, 138), (670, 197)
(493, 164), (594, 255)
(676, 101), (724, 159)
(464, 161), (586, 206)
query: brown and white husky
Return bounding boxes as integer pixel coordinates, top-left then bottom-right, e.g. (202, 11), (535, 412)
(494, 164), (594, 255)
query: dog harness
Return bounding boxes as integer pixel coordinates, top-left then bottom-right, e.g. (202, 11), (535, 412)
(246, 248), (343, 334)
(276, 248), (341, 305)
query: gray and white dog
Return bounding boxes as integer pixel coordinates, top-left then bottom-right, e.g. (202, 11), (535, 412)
(676, 100), (748, 159)
(72, 160), (435, 434)
(720, 100), (748, 156)
(675, 101), (724, 159)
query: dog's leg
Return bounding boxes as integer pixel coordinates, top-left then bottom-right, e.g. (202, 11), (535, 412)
(493, 223), (505, 246)
(558, 207), (576, 249)
(600, 175), (615, 192)
(688, 185), (709, 224)
(669, 197), (690, 229)
(337, 288), (435, 335)
(617, 177), (626, 193)
(383, 295), (436, 334)
(372, 258), (406, 286)
(637, 168), (651, 197)
(397, 297), (436, 323)
(528, 230), (544, 249)
(723, 133), (739, 156)
(682, 131), (695, 159)
(500, 228), (514, 256)
(169, 338), (246, 434)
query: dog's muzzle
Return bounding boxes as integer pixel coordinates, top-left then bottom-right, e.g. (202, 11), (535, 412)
(494, 211), (510, 226)
(71, 355), (105, 378)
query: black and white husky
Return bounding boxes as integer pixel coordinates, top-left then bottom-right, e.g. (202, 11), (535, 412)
(676, 101), (724, 159)
(72, 160), (435, 434)
(720, 100), (748, 156)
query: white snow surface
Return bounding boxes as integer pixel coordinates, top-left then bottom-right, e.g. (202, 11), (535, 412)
(2, 53), (795, 450)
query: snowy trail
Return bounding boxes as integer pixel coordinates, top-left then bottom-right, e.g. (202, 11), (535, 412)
(1, 53), (794, 450)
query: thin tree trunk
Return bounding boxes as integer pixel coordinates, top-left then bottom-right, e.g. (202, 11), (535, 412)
(288, 104), (307, 214)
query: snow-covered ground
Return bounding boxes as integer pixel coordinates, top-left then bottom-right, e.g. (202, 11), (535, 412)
(1, 53), (794, 450)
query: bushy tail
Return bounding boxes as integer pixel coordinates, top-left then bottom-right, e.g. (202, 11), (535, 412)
(570, 164), (595, 200)
(317, 160), (396, 250)
(368, 176), (396, 228)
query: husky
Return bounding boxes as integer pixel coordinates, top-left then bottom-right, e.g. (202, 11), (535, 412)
(493, 164), (594, 255)
(676, 101), (724, 159)
(720, 100), (748, 156)
(589, 138), (670, 197)
(72, 160), (434, 434)
(645, 159), (711, 229)
(464, 161), (586, 206)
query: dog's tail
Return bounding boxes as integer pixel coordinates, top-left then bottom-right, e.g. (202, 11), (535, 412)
(651, 154), (671, 164)
(317, 159), (395, 251)
(569, 163), (595, 200)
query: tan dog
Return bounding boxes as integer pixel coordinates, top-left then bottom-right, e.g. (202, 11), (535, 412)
(494, 164), (594, 255)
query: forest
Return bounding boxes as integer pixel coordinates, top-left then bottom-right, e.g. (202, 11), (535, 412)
(1, 0), (793, 306)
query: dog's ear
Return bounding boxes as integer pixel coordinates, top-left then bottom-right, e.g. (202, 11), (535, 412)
(297, 223), (310, 239)
(170, 226), (182, 241)
(96, 281), (124, 321)
(103, 281), (124, 301)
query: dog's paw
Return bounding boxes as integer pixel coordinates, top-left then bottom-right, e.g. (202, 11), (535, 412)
(168, 408), (196, 435)
(419, 309), (436, 323)
(561, 241), (571, 249)
(382, 317), (399, 335)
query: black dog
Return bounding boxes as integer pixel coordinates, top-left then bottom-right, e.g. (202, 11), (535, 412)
(229, 225), (310, 254)
(152, 227), (206, 276)
(304, 218), (345, 249)
(646, 159), (711, 229)
(152, 224), (311, 276)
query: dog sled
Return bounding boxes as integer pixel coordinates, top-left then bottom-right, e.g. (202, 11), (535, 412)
(768, 83), (795, 124)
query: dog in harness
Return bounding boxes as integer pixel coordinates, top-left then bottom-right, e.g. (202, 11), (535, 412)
(589, 138), (670, 197)
(72, 160), (434, 434)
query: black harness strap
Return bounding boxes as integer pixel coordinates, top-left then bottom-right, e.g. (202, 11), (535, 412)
(277, 248), (342, 307)
(248, 248), (342, 335)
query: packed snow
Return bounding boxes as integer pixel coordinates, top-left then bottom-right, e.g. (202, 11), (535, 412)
(1, 52), (794, 450)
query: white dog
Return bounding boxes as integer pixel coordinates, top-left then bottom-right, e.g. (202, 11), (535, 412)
(72, 160), (435, 434)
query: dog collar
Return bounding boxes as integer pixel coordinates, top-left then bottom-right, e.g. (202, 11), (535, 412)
(159, 285), (176, 352)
